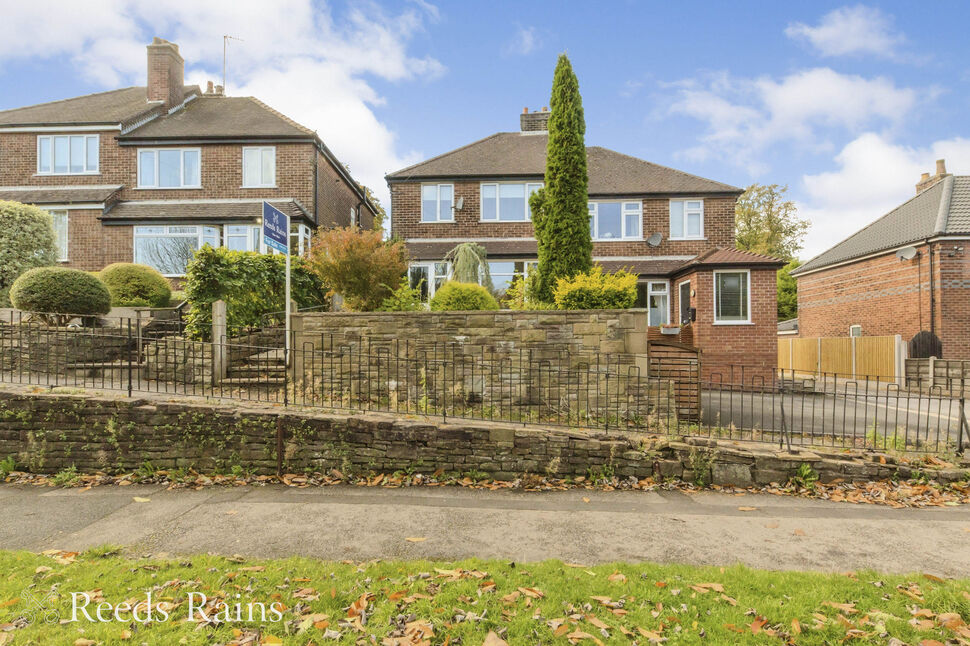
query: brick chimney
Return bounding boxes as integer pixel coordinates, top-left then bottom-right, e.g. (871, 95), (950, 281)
(916, 159), (949, 195)
(520, 107), (551, 132)
(147, 37), (184, 108)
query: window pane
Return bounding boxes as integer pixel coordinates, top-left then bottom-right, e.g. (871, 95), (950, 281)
(687, 212), (702, 237)
(158, 150), (182, 187)
(716, 272), (747, 321)
(438, 185), (453, 221)
(625, 211), (640, 238)
(526, 183), (542, 218)
(51, 212), (68, 261)
(53, 137), (69, 173)
(261, 148), (275, 185)
(649, 282), (667, 293)
(498, 184), (525, 221)
(421, 185), (437, 222)
(38, 137), (50, 173)
(409, 266), (429, 301)
(134, 235), (200, 275)
(138, 151), (155, 186)
(679, 282), (691, 324)
(648, 294), (668, 326)
(243, 148), (259, 186)
(481, 185), (497, 220)
(69, 136), (84, 173)
(183, 150), (200, 186)
(85, 136), (98, 171)
(596, 202), (622, 239)
(686, 201), (702, 210)
(670, 201), (684, 238)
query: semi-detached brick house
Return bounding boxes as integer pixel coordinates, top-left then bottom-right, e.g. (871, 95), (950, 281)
(0, 38), (376, 278)
(792, 160), (970, 359)
(385, 108), (783, 378)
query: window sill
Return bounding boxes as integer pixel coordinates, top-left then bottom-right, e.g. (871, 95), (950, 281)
(479, 219), (532, 223)
(593, 238), (643, 242)
(241, 185), (277, 189)
(712, 321), (754, 326)
(134, 186), (203, 190)
(420, 220), (455, 224)
(669, 237), (706, 241)
(34, 172), (100, 177)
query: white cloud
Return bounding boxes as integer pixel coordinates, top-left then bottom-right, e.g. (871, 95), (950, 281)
(798, 133), (970, 259)
(503, 26), (540, 56)
(0, 0), (444, 209)
(785, 5), (905, 59)
(667, 68), (920, 173)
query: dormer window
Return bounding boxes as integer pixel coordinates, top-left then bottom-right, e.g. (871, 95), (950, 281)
(37, 135), (98, 175)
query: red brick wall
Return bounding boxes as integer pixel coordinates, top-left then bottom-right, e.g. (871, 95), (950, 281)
(389, 180), (735, 257)
(57, 209), (133, 271)
(0, 130), (127, 186)
(314, 150), (375, 230)
(936, 242), (970, 358)
(676, 266), (777, 383)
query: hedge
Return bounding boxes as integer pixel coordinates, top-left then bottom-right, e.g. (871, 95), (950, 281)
(9, 267), (111, 325)
(429, 282), (499, 311)
(99, 263), (172, 308)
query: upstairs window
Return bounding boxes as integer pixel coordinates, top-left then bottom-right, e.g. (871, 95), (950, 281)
(670, 199), (704, 240)
(421, 184), (453, 222)
(481, 182), (542, 221)
(714, 270), (750, 324)
(138, 148), (201, 188)
(588, 201), (642, 240)
(37, 135), (98, 174)
(242, 146), (275, 187)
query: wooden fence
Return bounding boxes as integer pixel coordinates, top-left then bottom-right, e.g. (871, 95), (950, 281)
(778, 335), (904, 380)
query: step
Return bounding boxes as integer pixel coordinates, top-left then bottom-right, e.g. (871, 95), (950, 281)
(218, 377), (287, 386)
(227, 366), (287, 378)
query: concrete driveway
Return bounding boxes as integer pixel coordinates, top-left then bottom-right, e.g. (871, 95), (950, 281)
(2, 484), (969, 576)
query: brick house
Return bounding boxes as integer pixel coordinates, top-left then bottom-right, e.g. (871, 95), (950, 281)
(792, 160), (970, 358)
(0, 38), (376, 277)
(385, 108), (783, 376)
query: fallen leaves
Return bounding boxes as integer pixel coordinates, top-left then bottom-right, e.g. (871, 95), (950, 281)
(405, 537), (427, 543)
(132, 496), (151, 503)
(41, 549), (78, 564)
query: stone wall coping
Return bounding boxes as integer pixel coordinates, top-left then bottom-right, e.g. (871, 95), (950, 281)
(294, 309), (649, 319)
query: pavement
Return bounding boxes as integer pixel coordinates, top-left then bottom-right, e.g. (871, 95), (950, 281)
(2, 484), (970, 576)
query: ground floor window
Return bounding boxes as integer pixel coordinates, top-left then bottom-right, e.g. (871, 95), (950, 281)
(714, 270), (750, 323)
(679, 280), (692, 324)
(49, 210), (69, 261)
(408, 262), (450, 301)
(647, 281), (669, 326)
(488, 260), (537, 296)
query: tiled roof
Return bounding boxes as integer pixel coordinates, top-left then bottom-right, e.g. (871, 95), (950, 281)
(680, 247), (784, 269)
(386, 132), (741, 196)
(793, 177), (970, 275)
(0, 185), (121, 204)
(598, 259), (691, 276)
(101, 199), (310, 223)
(0, 86), (197, 126)
(122, 96), (315, 140)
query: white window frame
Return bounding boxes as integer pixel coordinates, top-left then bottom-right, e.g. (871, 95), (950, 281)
(408, 261), (451, 300)
(137, 148), (202, 189)
(480, 181), (543, 222)
(677, 279), (692, 325)
(37, 135), (99, 175)
(588, 200), (643, 241)
(241, 146), (276, 188)
(486, 259), (538, 295)
(713, 269), (752, 325)
(133, 225), (214, 277)
(49, 210), (69, 262)
(849, 324), (862, 337)
(669, 198), (705, 240)
(646, 280), (669, 326)
(420, 184), (454, 223)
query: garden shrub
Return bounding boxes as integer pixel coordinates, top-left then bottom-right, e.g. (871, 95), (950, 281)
(99, 263), (172, 308)
(183, 246), (329, 340)
(503, 273), (555, 311)
(306, 227), (408, 311)
(9, 267), (111, 324)
(0, 201), (57, 306)
(552, 266), (637, 310)
(429, 282), (499, 311)
(378, 277), (425, 312)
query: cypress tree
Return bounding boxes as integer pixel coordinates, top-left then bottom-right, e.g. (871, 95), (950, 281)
(531, 54), (591, 302)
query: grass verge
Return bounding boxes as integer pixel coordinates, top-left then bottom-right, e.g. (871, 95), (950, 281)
(0, 550), (968, 645)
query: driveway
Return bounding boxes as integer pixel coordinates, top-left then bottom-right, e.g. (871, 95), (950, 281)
(3, 484), (969, 576)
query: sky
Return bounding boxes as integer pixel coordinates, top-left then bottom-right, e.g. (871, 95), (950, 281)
(1, 0), (969, 260)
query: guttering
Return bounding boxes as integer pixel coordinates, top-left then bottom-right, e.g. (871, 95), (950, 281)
(0, 124), (121, 132)
(790, 237), (964, 278)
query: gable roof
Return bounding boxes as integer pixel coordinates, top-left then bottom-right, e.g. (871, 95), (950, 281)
(385, 132), (741, 196)
(793, 176), (970, 275)
(0, 86), (197, 127)
(121, 96), (315, 140)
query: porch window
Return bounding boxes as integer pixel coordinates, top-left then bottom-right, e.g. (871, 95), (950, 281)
(647, 281), (669, 326)
(679, 280), (691, 324)
(421, 184), (453, 222)
(714, 270), (750, 323)
(670, 199), (703, 239)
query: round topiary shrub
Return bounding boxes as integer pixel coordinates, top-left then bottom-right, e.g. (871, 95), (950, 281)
(10, 267), (111, 324)
(429, 281), (499, 311)
(99, 262), (172, 308)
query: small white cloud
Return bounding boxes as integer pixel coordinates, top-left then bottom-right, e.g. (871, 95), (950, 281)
(785, 5), (905, 59)
(503, 26), (540, 56)
(798, 133), (970, 258)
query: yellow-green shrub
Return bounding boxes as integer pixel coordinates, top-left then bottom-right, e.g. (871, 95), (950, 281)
(429, 282), (499, 311)
(552, 266), (637, 310)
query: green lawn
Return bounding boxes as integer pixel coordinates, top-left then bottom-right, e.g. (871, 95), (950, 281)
(0, 549), (968, 645)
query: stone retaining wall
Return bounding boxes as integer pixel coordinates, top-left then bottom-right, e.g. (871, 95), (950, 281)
(0, 386), (965, 484)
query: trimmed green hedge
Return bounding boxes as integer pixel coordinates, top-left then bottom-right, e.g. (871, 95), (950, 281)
(99, 263), (172, 308)
(9, 267), (111, 323)
(429, 282), (499, 311)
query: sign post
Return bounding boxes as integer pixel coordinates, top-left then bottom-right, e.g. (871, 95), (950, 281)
(262, 202), (291, 364)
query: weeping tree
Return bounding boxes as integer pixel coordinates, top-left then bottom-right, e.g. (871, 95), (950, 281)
(530, 54), (592, 302)
(445, 242), (492, 292)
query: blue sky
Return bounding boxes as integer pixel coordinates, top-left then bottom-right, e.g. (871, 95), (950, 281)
(2, 1), (969, 259)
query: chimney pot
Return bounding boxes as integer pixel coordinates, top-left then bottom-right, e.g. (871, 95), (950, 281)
(936, 159), (947, 176)
(215, 84), (224, 95)
(206, 80), (214, 94)
(542, 106), (548, 112)
(522, 107), (528, 114)
(146, 37), (184, 108)
(921, 172), (930, 181)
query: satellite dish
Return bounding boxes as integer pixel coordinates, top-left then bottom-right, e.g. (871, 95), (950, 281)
(455, 197), (464, 211)
(646, 233), (663, 247)
(896, 246), (918, 261)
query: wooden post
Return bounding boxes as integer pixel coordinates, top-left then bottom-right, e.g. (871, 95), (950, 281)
(894, 334), (903, 386)
(212, 299), (227, 385)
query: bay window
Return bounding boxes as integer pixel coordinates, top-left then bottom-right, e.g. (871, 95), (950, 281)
(670, 199), (704, 239)
(714, 270), (750, 324)
(481, 182), (542, 221)
(242, 146), (275, 187)
(50, 211), (69, 261)
(138, 148), (201, 188)
(421, 184), (453, 222)
(37, 135), (98, 174)
(134, 225), (216, 276)
(588, 201), (642, 240)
